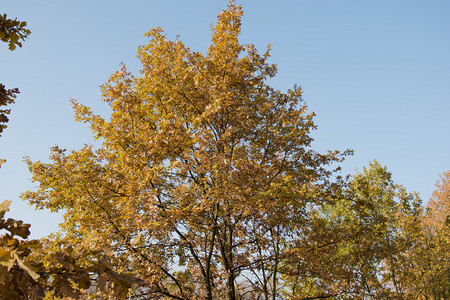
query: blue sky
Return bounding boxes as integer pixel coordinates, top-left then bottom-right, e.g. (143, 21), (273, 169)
(1, 0), (449, 238)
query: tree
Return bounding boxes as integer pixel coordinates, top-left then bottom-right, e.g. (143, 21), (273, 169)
(343, 162), (423, 298)
(427, 171), (450, 229)
(393, 171), (450, 299)
(421, 171), (450, 299)
(280, 161), (423, 299)
(0, 200), (44, 299)
(22, 2), (353, 299)
(0, 13), (30, 135)
(0, 9), (139, 299)
(0, 12), (43, 300)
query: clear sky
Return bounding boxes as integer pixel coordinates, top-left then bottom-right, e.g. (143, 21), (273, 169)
(1, 0), (449, 238)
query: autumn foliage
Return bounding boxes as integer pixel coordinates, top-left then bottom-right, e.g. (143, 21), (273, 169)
(1, 2), (448, 299)
(0, 13), (30, 135)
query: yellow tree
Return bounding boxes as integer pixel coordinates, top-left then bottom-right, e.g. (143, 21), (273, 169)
(423, 171), (450, 299)
(23, 2), (351, 299)
(394, 171), (450, 299)
(427, 171), (450, 229)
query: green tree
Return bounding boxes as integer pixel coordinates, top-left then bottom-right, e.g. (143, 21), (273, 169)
(22, 2), (352, 299)
(281, 161), (423, 299)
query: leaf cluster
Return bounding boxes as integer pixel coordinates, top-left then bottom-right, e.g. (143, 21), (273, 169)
(0, 13), (30, 136)
(0, 84), (19, 136)
(0, 13), (30, 51)
(0, 200), (43, 299)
